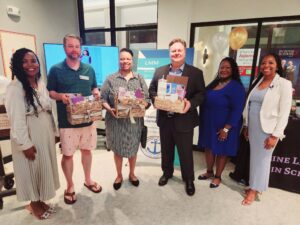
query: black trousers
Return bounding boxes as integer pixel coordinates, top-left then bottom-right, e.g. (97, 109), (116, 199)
(159, 117), (194, 181)
(230, 134), (250, 185)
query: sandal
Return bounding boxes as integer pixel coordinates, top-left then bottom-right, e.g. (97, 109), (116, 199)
(210, 175), (222, 188)
(242, 189), (257, 206)
(25, 205), (50, 220)
(84, 182), (102, 193)
(39, 201), (56, 214)
(64, 190), (77, 205)
(198, 170), (214, 180)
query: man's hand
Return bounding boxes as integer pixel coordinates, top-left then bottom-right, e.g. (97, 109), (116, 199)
(60, 93), (69, 104)
(23, 146), (37, 161)
(92, 88), (100, 100)
(182, 98), (191, 114)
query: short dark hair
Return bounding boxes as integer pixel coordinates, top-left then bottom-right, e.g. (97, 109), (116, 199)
(206, 57), (242, 90)
(168, 38), (186, 48)
(120, 48), (133, 57)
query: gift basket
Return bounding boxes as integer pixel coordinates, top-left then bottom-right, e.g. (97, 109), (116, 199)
(154, 75), (188, 113)
(114, 87), (147, 118)
(0, 105), (10, 138)
(66, 94), (102, 125)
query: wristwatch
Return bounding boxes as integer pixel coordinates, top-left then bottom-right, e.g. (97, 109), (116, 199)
(223, 128), (230, 133)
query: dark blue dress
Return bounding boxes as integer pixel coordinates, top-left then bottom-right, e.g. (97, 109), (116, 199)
(198, 80), (246, 156)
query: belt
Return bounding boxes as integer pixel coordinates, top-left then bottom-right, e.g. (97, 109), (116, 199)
(166, 112), (174, 118)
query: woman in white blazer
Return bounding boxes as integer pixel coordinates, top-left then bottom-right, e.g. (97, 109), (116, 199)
(242, 53), (292, 205)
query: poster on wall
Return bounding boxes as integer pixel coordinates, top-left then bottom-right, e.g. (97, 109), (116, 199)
(236, 48), (261, 88)
(0, 31), (36, 78)
(277, 48), (300, 97)
(259, 48), (300, 97)
(136, 48), (194, 162)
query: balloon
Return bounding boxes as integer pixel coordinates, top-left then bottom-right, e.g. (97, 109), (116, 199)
(211, 32), (228, 53)
(194, 41), (203, 51)
(229, 27), (248, 50)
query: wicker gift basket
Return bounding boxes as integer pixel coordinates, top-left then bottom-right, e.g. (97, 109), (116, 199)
(154, 75), (188, 113)
(115, 96), (146, 118)
(154, 97), (185, 113)
(66, 96), (102, 125)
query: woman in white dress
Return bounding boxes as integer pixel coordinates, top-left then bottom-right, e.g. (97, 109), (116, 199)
(5, 48), (60, 219)
(242, 53), (292, 205)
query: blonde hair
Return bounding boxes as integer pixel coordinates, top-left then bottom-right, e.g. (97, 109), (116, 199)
(63, 34), (82, 46)
(168, 38), (186, 48)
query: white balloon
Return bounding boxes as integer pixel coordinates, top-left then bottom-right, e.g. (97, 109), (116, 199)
(211, 32), (228, 53)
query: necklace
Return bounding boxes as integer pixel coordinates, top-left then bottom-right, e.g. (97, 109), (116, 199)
(219, 80), (230, 86)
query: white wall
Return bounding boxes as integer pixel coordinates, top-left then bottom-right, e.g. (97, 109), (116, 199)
(0, 0), (79, 154)
(118, 4), (157, 26)
(0, 0), (79, 79)
(157, 0), (193, 48)
(157, 0), (300, 48)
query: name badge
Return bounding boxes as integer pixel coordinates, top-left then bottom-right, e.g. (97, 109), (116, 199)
(79, 75), (89, 80)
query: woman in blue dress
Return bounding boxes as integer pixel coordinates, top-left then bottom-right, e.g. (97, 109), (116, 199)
(198, 57), (245, 188)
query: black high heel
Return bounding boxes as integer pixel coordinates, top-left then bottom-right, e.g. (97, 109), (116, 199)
(210, 175), (221, 188)
(198, 170), (214, 180)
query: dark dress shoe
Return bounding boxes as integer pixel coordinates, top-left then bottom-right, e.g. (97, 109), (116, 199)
(158, 175), (172, 186)
(185, 181), (195, 196)
(129, 178), (140, 187)
(113, 180), (123, 190)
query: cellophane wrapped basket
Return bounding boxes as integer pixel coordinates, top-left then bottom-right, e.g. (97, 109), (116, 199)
(66, 97), (102, 125)
(115, 96), (146, 118)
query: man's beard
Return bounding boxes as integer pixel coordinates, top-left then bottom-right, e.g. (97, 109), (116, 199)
(67, 53), (80, 60)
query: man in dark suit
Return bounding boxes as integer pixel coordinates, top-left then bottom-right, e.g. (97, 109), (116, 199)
(149, 38), (205, 196)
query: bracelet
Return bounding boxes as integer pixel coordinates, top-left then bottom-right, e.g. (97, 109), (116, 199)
(223, 128), (230, 133)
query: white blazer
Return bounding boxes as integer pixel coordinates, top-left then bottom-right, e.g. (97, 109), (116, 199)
(243, 74), (292, 139)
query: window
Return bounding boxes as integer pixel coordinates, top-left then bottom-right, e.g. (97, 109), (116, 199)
(190, 16), (300, 98)
(79, 0), (158, 47)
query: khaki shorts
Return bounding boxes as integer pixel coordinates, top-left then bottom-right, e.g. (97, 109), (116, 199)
(59, 123), (97, 156)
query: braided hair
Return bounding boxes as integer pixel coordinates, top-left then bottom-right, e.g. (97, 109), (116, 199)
(10, 48), (42, 116)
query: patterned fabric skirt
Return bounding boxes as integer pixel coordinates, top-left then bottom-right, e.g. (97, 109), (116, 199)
(105, 113), (143, 158)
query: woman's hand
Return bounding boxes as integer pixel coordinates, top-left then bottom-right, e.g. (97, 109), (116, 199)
(108, 108), (117, 118)
(243, 127), (249, 141)
(145, 102), (151, 110)
(102, 102), (117, 118)
(217, 129), (228, 141)
(264, 135), (278, 150)
(23, 146), (37, 160)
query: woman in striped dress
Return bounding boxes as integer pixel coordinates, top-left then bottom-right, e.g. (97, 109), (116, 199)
(101, 48), (150, 190)
(5, 48), (59, 219)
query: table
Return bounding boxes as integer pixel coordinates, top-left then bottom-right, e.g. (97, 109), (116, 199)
(269, 115), (300, 193)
